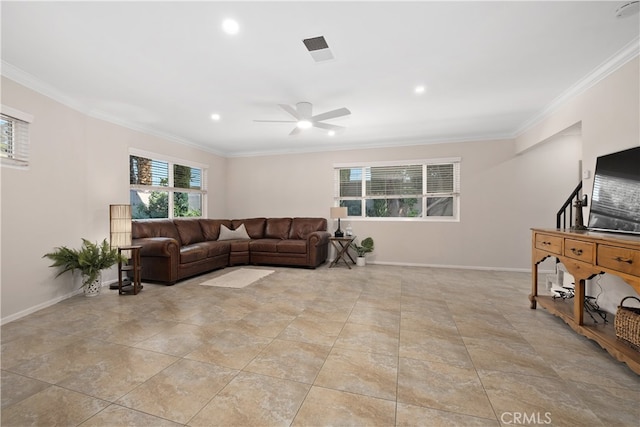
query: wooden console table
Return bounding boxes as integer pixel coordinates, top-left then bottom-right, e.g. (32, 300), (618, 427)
(531, 228), (640, 374)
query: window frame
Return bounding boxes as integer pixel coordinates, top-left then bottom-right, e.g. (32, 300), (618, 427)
(1, 105), (33, 170)
(333, 157), (461, 222)
(129, 148), (207, 219)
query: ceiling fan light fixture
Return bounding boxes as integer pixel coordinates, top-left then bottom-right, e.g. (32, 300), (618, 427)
(296, 120), (312, 129)
(328, 130), (336, 137)
(254, 102), (350, 135)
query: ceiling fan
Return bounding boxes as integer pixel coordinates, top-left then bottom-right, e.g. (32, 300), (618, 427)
(254, 102), (350, 136)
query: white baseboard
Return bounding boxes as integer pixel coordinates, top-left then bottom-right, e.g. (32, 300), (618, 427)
(2, 278), (120, 325)
(1, 289), (82, 325)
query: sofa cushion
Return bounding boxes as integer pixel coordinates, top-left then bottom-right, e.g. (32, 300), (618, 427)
(277, 240), (307, 254)
(232, 218), (266, 239)
(218, 224), (251, 241)
(229, 240), (250, 252)
(200, 219), (232, 241)
(201, 241), (231, 257)
(265, 218), (292, 240)
(180, 244), (208, 264)
(289, 217), (327, 239)
(250, 239), (280, 253)
(174, 219), (204, 246)
(132, 219), (181, 241)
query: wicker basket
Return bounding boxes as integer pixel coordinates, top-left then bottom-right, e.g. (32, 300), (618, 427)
(615, 296), (640, 349)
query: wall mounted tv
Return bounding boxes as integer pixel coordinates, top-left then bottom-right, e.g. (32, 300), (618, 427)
(587, 146), (640, 235)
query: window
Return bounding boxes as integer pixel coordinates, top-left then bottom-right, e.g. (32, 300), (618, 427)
(129, 151), (206, 219)
(1, 106), (33, 169)
(334, 158), (460, 220)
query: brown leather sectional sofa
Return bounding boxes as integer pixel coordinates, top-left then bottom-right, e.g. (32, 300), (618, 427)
(131, 217), (330, 284)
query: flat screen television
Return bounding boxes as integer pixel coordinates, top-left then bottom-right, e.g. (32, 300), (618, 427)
(587, 146), (640, 235)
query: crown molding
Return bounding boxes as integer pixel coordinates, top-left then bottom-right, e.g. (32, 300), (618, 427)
(2, 61), (89, 113)
(86, 108), (227, 157)
(4, 32), (639, 159)
(226, 132), (514, 158)
(1, 60), (226, 157)
(515, 36), (640, 137)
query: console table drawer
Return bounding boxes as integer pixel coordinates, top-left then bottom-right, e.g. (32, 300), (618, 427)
(597, 245), (640, 276)
(535, 233), (562, 255)
(564, 239), (594, 263)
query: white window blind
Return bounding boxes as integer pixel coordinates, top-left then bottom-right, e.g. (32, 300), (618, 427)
(129, 153), (207, 219)
(130, 155), (169, 188)
(174, 164), (201, 190)
(366, 165), (423, 197)
(1, 107), (33, 169)
(334, 158), (461, 220)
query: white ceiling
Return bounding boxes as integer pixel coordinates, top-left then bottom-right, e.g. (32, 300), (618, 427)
(2, 1), (638, 157)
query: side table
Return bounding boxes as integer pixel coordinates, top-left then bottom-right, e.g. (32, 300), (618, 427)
(118, 245), (142, 295)
(329, 236), (356, 269)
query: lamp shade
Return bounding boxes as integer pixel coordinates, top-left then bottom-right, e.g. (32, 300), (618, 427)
(330, 207), (348, 219)
(110, 204), (132, 249)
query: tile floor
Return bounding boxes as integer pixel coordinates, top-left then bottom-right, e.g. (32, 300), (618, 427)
(1, 265), (639, 426)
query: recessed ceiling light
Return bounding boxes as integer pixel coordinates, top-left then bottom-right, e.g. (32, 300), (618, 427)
(222, 19), (239, 35)
(328, 130), (336, 137)
(414, 85), (426, 94)
(210, 113), (221, 121)
(296, 120), (312, 129)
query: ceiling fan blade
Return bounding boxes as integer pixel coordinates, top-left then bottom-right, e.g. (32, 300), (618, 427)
(253, 120), (297, 123)
(311, 107), (351, 122)
(278, 104), (300, 119)
(312, 122), (346, 132)
(289, 126), (302, 136)
(296, 102), (313, 120)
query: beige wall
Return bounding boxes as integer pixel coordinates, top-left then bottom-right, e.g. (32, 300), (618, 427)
(227, 137), (581, 270)
(1, 77), (226, 321)
(516, 57), (640, 313)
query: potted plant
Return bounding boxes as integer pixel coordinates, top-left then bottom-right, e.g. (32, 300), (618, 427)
(351, 237), (374, 266)
(44, 238), (126, 297)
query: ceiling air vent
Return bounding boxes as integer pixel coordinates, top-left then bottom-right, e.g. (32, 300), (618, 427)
(302, 36), (334, 62)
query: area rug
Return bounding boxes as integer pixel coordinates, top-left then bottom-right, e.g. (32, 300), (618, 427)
(199, 268), (275, 288)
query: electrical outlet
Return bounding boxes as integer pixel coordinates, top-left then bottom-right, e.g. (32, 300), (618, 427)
(582, 170), (591, 179)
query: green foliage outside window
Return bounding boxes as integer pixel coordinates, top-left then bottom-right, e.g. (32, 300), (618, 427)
(129, 155), (204, 219)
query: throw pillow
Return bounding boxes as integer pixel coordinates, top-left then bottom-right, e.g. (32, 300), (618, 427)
(218, 223), (251, 241)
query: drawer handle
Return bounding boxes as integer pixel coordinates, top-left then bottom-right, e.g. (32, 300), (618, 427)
(542, 241), (551, 246)
(614, 256), (633, 264)
(570, 248), (583, 256)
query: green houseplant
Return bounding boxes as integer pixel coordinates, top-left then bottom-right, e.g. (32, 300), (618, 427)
(351, 237), (374, 266)
(44, 238), (126, 296)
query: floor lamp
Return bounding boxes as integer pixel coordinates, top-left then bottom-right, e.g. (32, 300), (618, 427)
(109, 204), (132, 289)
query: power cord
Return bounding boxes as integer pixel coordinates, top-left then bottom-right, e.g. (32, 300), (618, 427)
(585, 275), (607, 324)
(551, 275), (608, 323)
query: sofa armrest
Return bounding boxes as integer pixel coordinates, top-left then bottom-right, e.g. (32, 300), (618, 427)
(306, 231), (330, 267)
(132, 237), (179, 257)
(307, 231), (330, 247)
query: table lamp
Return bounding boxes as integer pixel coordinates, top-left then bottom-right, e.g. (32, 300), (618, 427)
(330, 207), (348, 237)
